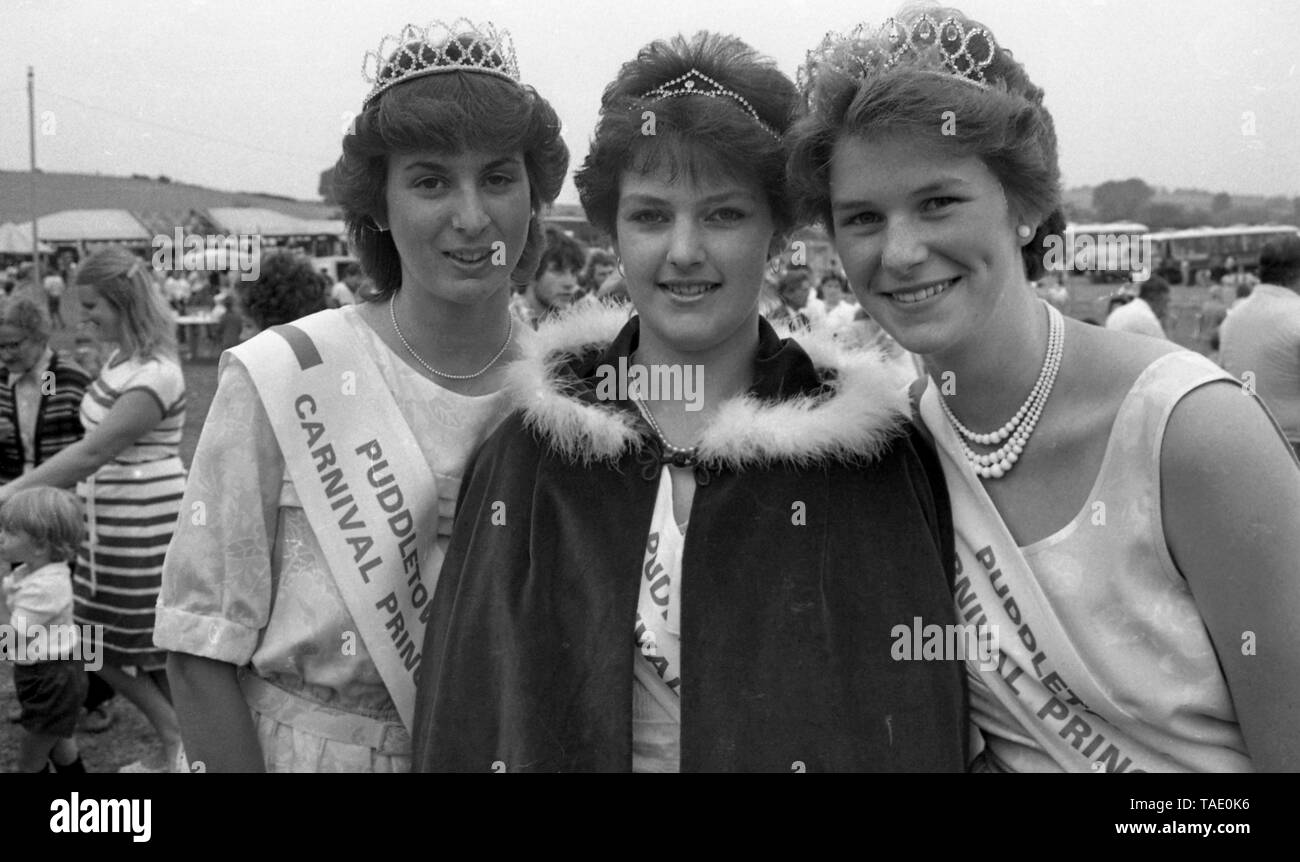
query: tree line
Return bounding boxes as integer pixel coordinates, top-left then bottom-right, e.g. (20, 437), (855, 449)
(1074, 179), (1300, 229)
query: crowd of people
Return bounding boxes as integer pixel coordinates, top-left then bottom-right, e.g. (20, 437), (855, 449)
(1, 264), (70, 330)
(3, 6), (1298, 773)
(0, 243), (402, 771)
(1096, 248), (1300, 460)
(2, 250), (187, 772)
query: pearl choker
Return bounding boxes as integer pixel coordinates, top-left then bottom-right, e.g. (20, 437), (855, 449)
(634, 397), (700, 468)
(938, 303), (1064, 480)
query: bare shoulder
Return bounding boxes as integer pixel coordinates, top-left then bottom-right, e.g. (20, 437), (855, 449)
(1163, 378), (1297, 479)
(1066, 320), (1182, 390)
(1057, 319), (1183, 412)
(1156, 359), (1300, 773)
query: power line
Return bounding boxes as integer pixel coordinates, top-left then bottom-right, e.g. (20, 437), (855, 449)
(36, 88), (334, 164)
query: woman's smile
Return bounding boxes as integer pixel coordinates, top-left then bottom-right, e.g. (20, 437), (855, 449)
(616, 165), (775, 357)
(385, 149), (531, 303)
(886, 275), (961, 306)
(659, 279), (722, 300)
(829, 132), (1027, 356)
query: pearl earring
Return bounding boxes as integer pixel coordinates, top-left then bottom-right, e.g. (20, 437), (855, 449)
(1017, 224), (1033, 239)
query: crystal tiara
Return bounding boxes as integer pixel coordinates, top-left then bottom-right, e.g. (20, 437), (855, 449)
(361, 18), (520, 107)
(799, 13), (998, 106)
(636, 68), (781, 140)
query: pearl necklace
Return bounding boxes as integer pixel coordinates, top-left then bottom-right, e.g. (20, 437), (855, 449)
(388, 294), (513, 380)
(633, 397), (700, 468)
(938, 303), (1064, 480)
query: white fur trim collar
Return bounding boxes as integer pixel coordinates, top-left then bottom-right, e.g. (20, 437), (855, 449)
(504, 301), (913, 468)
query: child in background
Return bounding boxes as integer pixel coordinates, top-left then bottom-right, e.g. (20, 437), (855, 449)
(1, 486), (89, 772)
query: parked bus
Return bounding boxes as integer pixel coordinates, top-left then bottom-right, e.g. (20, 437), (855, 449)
(1058, 222), (1150, 282)
(1148, 225), (1300, 282)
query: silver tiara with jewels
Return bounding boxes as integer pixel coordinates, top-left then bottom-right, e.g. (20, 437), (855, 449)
(636, 68), (781, 140)
(361, 19), (520, 107)
(799, 13), (998, 106)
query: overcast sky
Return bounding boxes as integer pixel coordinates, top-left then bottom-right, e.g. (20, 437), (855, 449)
(2, 0), (1297, 205)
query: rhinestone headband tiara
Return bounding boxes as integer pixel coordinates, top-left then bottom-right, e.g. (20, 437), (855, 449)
(636, 68), (781, 140)
(361, 18), (520, 107)
(799, 13), (997, 107)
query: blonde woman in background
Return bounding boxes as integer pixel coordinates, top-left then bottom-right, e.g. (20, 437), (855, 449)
(0, 245), (187, 772)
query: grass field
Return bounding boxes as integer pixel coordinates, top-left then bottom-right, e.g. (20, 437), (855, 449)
(1054, 273), (1216, 357)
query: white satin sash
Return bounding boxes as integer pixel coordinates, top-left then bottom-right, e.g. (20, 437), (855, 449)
(919, 381), (1184, 773)
(228, 310), (440, 731)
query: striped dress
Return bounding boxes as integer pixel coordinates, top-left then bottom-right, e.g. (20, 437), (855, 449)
(73, 350), (186, 670)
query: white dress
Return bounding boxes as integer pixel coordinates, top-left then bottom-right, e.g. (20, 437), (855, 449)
(156, 306), (512, 771)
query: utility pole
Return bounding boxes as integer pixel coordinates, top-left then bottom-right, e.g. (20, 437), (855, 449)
(28, 66), (40, 292)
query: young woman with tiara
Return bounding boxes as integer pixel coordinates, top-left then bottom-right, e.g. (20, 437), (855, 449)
(789, 6), (1300, 772)
(156, 19), (568, 772)
(412, 31), (967, 772)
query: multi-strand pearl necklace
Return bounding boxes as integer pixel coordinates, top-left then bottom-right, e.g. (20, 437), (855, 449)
(938, 303), (1064, 480)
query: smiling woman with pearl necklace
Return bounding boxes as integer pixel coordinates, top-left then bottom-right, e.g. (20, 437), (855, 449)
(790, 6), (1300, 773)
(156, 18), (569, 773)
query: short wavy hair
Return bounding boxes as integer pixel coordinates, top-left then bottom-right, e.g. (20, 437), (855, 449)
(0, 486), (84, 563)
(818, 273), (848, 297)
(0, 293), (52, 343)
(787, 6), (1064, 279)
(76, 246), (178, 359)
(238, 250), (328, 330)
(575, 32), (800, 245)
(581, 249), (617, 289)
(333, 41), (570, 300)
(534, 227), (587, 282)
(1138, 276), (1171, 302)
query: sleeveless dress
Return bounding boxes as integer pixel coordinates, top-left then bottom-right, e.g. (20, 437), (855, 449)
(73, 351), (186, 671)
(957, 352), (1257, 772)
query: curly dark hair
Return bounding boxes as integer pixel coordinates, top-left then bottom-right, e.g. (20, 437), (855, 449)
(575, 31), (800, 244)
(333, 38), (569, 299)
(787, 6), (1064, 279)
(534, 226), (587, 282)
(237, 250), (328, 330)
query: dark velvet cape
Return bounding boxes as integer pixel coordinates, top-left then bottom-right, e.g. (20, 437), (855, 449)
(412, 314), (968, 772)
